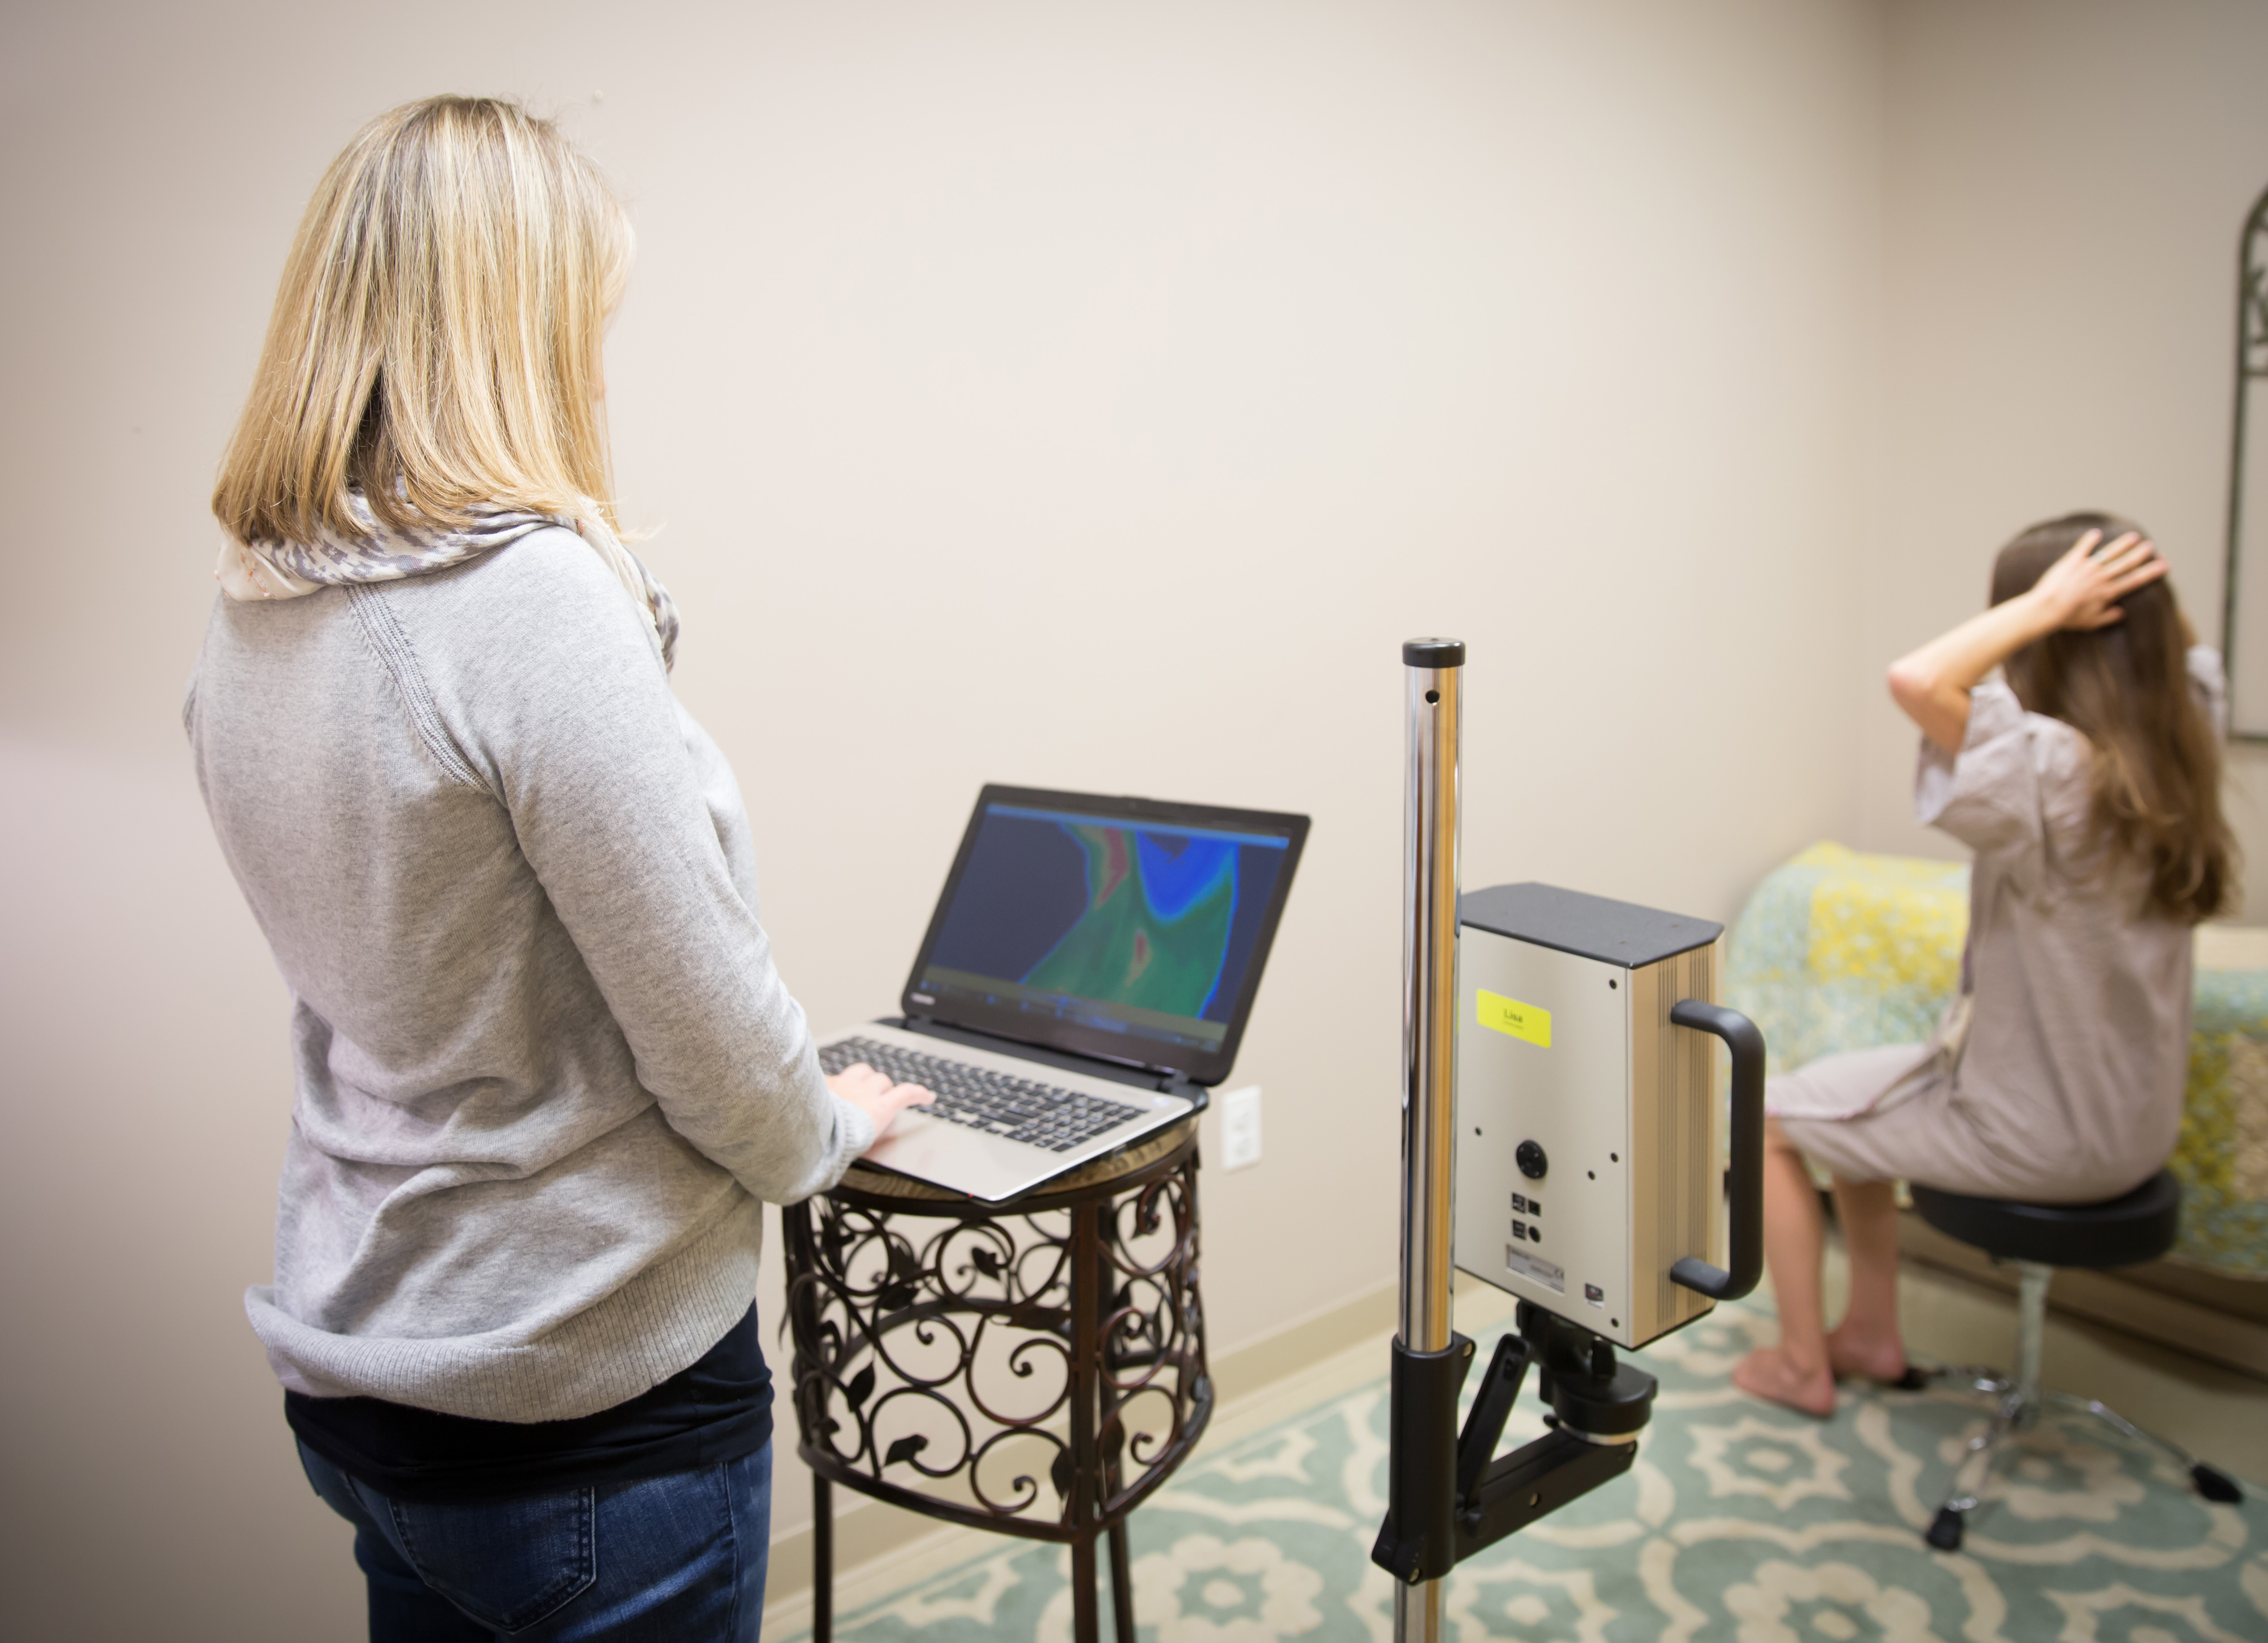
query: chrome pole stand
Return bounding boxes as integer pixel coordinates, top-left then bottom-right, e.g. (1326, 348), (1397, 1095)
(1394, 639), (1463, 1643)
(1371, 640), (1695, 1611)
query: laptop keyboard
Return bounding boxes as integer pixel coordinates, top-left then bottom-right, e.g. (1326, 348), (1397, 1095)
(818, 1036), (1152, 1154)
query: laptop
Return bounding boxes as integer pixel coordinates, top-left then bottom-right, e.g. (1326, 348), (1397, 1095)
(817, 785), (1309, 1202)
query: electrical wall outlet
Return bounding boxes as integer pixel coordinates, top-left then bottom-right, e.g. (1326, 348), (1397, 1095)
(1218, 1085), (1262, 1171)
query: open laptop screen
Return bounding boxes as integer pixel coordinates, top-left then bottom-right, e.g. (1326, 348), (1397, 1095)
(903, 786), (1309, 1085)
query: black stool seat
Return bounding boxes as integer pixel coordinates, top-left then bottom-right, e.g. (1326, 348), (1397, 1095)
(1910, 1169), (2180, 1269)
(1902, 1164), (2236, 1551)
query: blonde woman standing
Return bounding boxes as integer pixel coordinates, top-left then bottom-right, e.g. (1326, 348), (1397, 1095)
(191, 97), (929, 1639)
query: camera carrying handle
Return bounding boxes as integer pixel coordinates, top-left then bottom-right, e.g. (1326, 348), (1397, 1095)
(1666, 998), (1767, 1302)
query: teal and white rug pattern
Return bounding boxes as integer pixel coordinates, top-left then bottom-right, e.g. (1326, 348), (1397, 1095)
(785, 1303), (2268, 1642)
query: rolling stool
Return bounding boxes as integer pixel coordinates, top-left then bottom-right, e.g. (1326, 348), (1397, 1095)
(1910, 1169), (2242, 1552)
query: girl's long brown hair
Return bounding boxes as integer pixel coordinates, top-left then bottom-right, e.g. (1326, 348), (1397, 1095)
(1991, 512), (2235, 923)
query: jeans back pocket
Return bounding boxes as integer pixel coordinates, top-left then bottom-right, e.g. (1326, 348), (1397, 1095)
(386, 1487), (597, 1633)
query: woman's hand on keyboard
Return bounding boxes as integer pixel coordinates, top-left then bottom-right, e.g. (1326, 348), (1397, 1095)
(826, 1062), (937, 1150)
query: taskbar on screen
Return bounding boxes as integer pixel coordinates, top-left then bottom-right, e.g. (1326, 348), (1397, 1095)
(915, 968), (1228, 1051)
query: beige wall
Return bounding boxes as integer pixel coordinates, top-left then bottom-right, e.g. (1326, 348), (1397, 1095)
(2, 2), (1882, 1635)
(1862, 0), (2268, 901)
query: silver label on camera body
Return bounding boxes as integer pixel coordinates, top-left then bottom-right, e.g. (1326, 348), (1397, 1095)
(1506, 1248), (1565, 1294)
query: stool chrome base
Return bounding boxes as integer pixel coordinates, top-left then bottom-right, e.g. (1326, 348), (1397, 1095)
(1921, 1262), (2243, 1553)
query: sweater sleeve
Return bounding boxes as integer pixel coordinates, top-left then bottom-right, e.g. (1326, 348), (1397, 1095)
(410, 530), (871, 1202)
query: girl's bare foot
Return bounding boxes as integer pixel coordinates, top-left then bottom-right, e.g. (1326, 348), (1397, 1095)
(1732, 1346), (1836, 1417)
(1826, 1323), (1907, 1385)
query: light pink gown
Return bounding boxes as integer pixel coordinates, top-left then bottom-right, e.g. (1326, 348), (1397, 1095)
(1770, 653), (2221, 1204)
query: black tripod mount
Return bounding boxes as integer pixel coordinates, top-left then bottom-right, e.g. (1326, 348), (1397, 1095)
(1371, 1301), (1657, 1584)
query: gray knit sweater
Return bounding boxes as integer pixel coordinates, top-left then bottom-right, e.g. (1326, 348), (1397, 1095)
(187, 528), (872, 1422)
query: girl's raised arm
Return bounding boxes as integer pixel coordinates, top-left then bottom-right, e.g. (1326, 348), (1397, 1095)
(1886, 529), (2164, 752)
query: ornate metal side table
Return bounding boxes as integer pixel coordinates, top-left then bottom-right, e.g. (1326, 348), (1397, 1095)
(783, 1119), (1208, 1643)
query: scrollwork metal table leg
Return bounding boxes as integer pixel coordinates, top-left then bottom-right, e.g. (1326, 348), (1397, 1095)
(1071, 1536), (1099, 1643)
(1071, 1198), (1102, 1643)
(813, 1472), (833, 1643)
(783, 1127), (1204, 1641)
(1108, 1518), (1135, 1643)
(1098, 1190), (1139, 1643)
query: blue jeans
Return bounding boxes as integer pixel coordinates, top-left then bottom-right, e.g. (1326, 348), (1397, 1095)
(298, 1440), (771, 1641)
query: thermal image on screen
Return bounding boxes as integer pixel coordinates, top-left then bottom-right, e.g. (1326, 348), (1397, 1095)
(919, 805), (1289, 1052)
(1023, 824), (1237, 1019)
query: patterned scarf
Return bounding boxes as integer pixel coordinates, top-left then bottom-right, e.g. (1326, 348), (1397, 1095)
(215, 493), (680, 670)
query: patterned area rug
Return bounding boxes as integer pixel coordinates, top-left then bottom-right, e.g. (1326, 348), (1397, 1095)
(785, 1302), (2268, 1642)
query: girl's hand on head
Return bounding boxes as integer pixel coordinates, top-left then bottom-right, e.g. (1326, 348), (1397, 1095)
(826, 1062), (937, 1151)
(2029, 529), (2168, 631)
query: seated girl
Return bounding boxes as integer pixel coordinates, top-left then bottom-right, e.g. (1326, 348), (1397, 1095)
(1735, 514), (2234, 1416)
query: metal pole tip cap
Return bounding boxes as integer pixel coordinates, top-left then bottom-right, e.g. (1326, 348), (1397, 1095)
(1402, 638), (1466, 668)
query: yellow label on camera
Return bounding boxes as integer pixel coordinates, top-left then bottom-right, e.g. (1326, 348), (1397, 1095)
(1476, 989), (1550, 1047)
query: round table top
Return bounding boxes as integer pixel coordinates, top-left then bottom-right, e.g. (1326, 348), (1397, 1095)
(834, 1116), (1200, 1207)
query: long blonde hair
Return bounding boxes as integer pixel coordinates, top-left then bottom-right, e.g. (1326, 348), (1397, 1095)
(213, 96), (634, 570)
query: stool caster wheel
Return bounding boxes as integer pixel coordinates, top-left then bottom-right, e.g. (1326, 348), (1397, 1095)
(2193, 1464), (2242, 1504)
(1925, 1506), (1964, 1552)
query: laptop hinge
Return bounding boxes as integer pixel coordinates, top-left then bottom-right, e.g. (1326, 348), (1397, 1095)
(888, 1016), (1209, 1107)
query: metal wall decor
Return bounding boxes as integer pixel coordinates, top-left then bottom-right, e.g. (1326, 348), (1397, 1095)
(783, 1123), (1210, 1643)
(2222, 183), (2268, 739)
